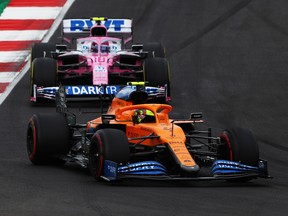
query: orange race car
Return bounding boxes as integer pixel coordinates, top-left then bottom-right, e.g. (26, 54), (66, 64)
(26, 83), (270, 182)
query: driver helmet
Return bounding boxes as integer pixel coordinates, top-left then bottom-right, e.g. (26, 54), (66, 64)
(100, 44), (110, 53)
(133, 109), (155, 124)
(91, 42), (98, 53)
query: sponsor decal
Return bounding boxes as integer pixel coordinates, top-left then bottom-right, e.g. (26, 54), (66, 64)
(118, 161), (167, 175)
(127, 85), (161, 93)
(94, 65), (107, 74)
(64, 19), (131, 32)
(163, 126), (172, 131)
(119, 162), (159, 172)
(212, 160), (259, 175)
(65, 85), (120, 95)
(216, 164), (239, 169)
(104, 160), (117, 180)
(139, 127), (153, 132)
(107, 164), (117, 173)
(169, 141), (183, 144)
(127, 132), (140, 137)
(127, 164), (155, 172)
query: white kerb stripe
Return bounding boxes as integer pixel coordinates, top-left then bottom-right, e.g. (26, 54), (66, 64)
(0, 0), (76, 105)
(0, 51), (30, 63)
(0, 72), (19, 82)
(0, 7), (62, 20)
(0, 30), (47, 41)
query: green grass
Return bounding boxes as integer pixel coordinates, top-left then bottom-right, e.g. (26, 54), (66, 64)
(0, 0), (10, 16)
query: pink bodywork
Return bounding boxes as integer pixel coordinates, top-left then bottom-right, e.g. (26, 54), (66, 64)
(57, 24), (141, 85)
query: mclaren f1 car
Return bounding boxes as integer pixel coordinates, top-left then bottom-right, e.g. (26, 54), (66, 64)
(30, 17), (170, 102)
(26, 83), (270, 182)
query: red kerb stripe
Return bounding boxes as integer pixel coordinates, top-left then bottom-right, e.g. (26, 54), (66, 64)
(0, 20), (54, 30)
(8, 0), (66, 7)
(0, 62), (26, 72)
(0, 41), (40, 51)
(0, 83), (10, 93)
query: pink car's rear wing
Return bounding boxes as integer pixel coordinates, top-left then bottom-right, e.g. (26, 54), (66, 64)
(61, 18), (133, 46)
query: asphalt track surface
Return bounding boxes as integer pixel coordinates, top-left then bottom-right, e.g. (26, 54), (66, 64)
(1, 0), (288, 215)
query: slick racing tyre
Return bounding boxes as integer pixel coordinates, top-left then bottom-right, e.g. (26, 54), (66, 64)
(143, 57), (171, 97)
(218, 127), (259, 167)
(31, 43), (56, 64)
(143, 42), (165, 58)
(27, 113), (70, 165)
(89, 129), (130, 181)
(30, 57), (57, 97)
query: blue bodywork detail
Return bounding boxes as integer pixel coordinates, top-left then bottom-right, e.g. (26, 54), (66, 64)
(103, 160), (167, 180)
(102, 159), (269, 181)
(212, 160), (259, 175)
(36, 85), (164, 100)
(37, 87), (58, 99)
(36, 85), (121, 100)
(118, 161), (167, 175)
(70, 19), (125, 32)
(65, 85), (120, 95)
(103, 160), (118, 181)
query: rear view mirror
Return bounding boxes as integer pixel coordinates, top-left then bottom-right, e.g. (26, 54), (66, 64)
(101, 114), (116, 124)
(190, 112), (203, 120)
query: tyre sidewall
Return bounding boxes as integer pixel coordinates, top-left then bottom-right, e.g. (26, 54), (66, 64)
(220, 127), (259, 166)
(31, 57), (57, 96)
(27, 113), (70, 165)
(144, 57), (170, 87)
(89, 129), (129, 180)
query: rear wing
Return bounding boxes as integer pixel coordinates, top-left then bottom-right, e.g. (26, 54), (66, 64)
(62, 18), (133, 34)
(61, 18), (133, 47)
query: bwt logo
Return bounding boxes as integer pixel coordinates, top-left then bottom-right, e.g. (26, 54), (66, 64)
(70, 19), (125, 32)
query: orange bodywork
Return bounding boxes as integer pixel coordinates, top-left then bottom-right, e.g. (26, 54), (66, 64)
(87, 98), (197, 167)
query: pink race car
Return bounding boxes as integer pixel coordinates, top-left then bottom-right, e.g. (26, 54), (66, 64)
(30, 17), (170, 102)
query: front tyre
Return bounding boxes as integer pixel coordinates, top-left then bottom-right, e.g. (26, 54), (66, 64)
(89, 129), (130, 181)
(218, 127), (259, 167)
(30, 57), (57, 97)
(27, 113), (70, 165)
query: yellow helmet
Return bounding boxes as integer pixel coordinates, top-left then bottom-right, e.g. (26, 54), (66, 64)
(133, 109), (155, 124)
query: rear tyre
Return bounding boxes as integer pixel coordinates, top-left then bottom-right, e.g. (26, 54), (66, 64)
(218, 127), (259, 166)
(27, 113), (70, 165)
(143, 42), (165, 58)
(30, 57), (57, 97)
(89, 129), (130, 181)
(143, 57), (171, 97)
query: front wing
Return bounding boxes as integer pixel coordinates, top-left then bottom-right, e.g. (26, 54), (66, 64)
(30, 85), (166, 102)
(101, 159), (270, 182)
(31, 85), (120, 102)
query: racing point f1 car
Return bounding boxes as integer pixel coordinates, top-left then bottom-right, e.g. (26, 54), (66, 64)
(26, 83), (270, 182)
(30, 17), (170, 102)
